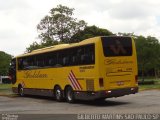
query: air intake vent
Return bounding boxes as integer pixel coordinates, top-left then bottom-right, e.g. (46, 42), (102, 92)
(86, 79), (94, 91)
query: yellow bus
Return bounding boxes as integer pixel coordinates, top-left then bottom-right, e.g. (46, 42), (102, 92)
(9, 36), (138, 102)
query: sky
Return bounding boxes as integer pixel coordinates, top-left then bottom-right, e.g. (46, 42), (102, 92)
(0, 0), (160, 56)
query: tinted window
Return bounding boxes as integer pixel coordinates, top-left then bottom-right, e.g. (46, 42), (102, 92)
(70, 44), (95, 65)
(84, 45), (95, 64)
(57, 50), (69, 66)
(45, 52), (57, 67)
(18, 44), (95, 70)
(18, 58), (25, 70)
(69, 47), (79, 66)
(101, 37), (132, 57)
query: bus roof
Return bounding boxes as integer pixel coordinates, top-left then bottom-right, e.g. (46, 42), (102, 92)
(16, 36), (101, 58)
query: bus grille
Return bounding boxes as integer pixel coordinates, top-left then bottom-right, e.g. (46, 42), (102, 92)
(86, 80), (94, 91)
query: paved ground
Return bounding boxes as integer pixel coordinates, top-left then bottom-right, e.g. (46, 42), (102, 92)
(0, 90), (160, 115)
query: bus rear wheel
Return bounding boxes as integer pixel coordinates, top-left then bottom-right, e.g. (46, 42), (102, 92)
(18, 86), (24, 97)
(54, 86), (63, 102)
(66, 87), (75, 103)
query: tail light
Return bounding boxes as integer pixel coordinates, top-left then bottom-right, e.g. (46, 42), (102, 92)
(99, 78), (104, 87)
(135, 75), (138, 84)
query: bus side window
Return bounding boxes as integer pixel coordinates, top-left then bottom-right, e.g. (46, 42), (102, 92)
(48, 58), (54, 66)
(18, 58), (28, 70)
(25, 56), (37, 69)
(23, 58), (29, 69)
(69, 48), (77, 66)
(57, 51), (62, 66)
(72, 55), (78, 65)
(84, 44), (95, 64)
(58, 50), (69, 67)
(81, 54), (85, 63)
(45, 52), (57, 67)
(77, 47), (84, 65)
(36, 55), (44, 67)
(63, 57), (69, 66)
(72, 56), (76, 65)
(18, 58), (23, 70)
(18, 57), (30, 70)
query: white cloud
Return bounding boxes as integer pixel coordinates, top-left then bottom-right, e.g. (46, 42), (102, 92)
(0, 0), (160, 56)
(0, 0), (29, 11)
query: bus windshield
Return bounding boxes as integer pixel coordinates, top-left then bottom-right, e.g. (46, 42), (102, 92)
(101, 37), (132, 57)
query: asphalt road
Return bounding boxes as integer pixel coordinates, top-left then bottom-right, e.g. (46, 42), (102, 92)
(0, 90), (160, 120)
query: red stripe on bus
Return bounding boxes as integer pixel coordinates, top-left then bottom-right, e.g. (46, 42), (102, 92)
(69, 73), (81, 90)
(68, 75), (77, 90)
(70, 70), (82, 90)
(69, 73), (80, 90)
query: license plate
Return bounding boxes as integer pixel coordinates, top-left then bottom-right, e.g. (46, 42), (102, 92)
(117, 81), (124, 86)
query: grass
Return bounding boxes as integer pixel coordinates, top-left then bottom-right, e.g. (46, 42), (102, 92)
(0, 84), (12, 96)
(139, 78), (160, 91)
(0, 84), (12, 89)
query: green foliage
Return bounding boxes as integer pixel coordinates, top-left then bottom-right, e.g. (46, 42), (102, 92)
(134, 36), (160, 80)
(0, 51), (12, 75)
(70, 25), (113, 43)
(0, 84), (12, 90)
(27, 4), (87, 52)
(117, 32), (134, 36)
(139, 79), (160, 91)
(26, 40), (59, 52)
(135, 36), (160, 69)
(37, 4), (87, 43)
(26, 42), (41, 52)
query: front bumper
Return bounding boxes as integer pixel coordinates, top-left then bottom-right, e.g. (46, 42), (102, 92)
(74, 87), (138, 100)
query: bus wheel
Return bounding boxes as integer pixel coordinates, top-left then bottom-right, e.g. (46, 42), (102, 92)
(54, 86), (63, 102)
(66, 87), (75, 103)
(18, 86), (24, 97)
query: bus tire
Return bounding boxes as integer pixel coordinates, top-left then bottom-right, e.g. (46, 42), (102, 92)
(54, 86), (63, 102)
(18, 85), (24, 97)
(66, 86), (75, 103)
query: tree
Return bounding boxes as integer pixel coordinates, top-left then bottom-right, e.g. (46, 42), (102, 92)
(0, 51), (12, 76)
(70, 25), (113, 43)
(26, 42), (41, 53)
(146, 36), (160, 78)
(37, 4), (87, 43)
(117, 32), (135, 36)
(26, 5), (87, 53)
(26, 40), (59, 52)
(135, 36), (160, 81)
